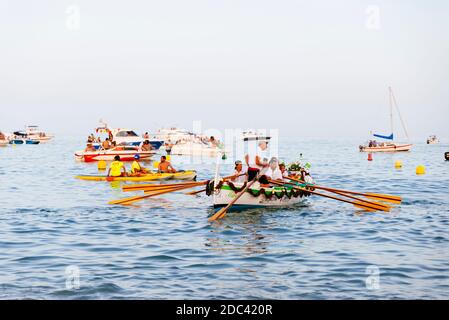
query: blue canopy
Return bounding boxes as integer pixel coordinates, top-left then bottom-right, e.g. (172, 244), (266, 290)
(373, 133), (394, 140)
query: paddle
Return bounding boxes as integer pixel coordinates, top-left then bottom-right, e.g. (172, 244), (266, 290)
(185, 188), (207, 196)
(123, 181), (206, 192)
(108, 184), (196, 206)
(112, 174), (245, 205)
(208, 179), (258, 222)
(269, 180), (390, 212)
(284, 176), (402, 204)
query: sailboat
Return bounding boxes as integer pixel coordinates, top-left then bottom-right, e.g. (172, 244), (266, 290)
(359, 87), (413, 153)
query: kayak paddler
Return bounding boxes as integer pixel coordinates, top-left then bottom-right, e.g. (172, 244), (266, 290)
(108, 155), (127, 177)
(158, 156), (177, 173)
(131, 154), (148, 175)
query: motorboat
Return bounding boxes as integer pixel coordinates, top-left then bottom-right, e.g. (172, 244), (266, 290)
(427, 135), (439, 145)
(75, 145), (156, 162)
(94, 121), (163, 150)
(24, 125), (54, 142)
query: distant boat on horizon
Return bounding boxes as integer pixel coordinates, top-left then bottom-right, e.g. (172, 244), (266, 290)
(359, 87), (413, 153)
(427, 135), (439, 145)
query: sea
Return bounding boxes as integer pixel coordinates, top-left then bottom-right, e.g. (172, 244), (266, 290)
(0, 136), (448, 300)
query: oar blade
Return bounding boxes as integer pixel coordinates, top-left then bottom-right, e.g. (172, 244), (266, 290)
(365, 193), (402, 204)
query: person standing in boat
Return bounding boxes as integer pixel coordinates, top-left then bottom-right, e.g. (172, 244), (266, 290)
(165, 140), (173, 155)
(108, 156), (127, 177)
(245, 141), (269, 181)
(143, 132), (150, 139)
(231, 160), (247, 184)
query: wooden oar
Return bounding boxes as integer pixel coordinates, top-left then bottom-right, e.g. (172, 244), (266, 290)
(284, 176), (402, 204)
(208, 180), (257, 222)
(112, 174), (245, 205)
(281, 181), (391, 210)
(122, 173), (245, 192)
(123, 181), (205, 192)
(185, 188), (207, 196)
(108, 184), (196, 206)
(269, 180), (390, 212)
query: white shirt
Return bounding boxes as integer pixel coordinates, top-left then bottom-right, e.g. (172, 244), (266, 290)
(232, 170), (247, 184)
(246, 148), (269, 170)
(264, 167), (283, 181)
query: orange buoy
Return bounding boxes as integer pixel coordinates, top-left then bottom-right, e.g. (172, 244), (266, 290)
(368, 153), (373, 161)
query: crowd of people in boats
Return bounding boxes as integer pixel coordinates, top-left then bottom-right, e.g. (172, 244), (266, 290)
(84, 133), (154, 152)
(105, 140), (313, 187)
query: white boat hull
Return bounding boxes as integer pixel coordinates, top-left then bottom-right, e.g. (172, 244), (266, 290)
(213, 184), (308, 210)
(360, 143), (413, 153)
(171, 142), (228, 156)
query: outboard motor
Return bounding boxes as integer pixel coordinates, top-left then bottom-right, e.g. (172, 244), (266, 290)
(445, 152), (449, 161)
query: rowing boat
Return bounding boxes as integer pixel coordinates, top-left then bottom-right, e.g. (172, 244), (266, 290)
(76, 170), (197, 182)
(211, 181), (310, 211)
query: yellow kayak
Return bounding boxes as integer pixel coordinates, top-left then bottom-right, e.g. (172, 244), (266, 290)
(76, 170), (197, 182)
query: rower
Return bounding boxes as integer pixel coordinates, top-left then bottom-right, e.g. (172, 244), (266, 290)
(245, 141), (269, 181)
(131, 154), (148, 175)
(231, 160), (247, 184)
(108, 155), (127, 177)
(158, 156), (177, 173)
(279, 163), (289, 180)
(264, 157), (284, 182)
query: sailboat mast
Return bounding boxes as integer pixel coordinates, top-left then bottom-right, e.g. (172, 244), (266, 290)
(390, 88), (410, 142)
(389, 86), (394, 141)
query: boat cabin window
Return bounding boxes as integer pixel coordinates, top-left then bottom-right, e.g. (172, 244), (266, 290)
(116, 131), (138, 137)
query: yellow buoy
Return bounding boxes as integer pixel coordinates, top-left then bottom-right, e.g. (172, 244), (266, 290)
(416, 165), (426, 175)
(98, 160), (107, 170)
(395, 160), (403, 169)
(166, 155), (171, 161)
(153, 161), (160, 169)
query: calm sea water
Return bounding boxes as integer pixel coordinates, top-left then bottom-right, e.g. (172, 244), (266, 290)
(0, 136), (448, 300)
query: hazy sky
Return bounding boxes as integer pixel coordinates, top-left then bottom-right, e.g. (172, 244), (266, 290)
(1, 0), (448, 140)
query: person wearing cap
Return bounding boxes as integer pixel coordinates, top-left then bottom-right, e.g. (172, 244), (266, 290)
(108, 155), (127, 177)
(231, 160), (247, 184)
(131, 154), (148, 175)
